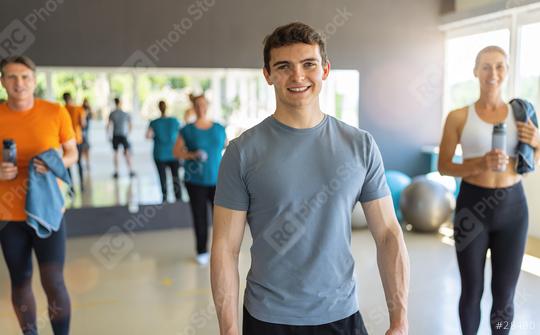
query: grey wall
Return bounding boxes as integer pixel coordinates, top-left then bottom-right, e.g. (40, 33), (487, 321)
(1, 0), (446, 176)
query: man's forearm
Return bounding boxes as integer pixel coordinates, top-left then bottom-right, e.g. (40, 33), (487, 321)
(62, 145), (79, 168)
(211, 249), (240, 335)
(376, 224), (410, 328)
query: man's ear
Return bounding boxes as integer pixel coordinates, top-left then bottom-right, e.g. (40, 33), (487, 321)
(263, 67), (273, 85)
(322, 61), (331, 80)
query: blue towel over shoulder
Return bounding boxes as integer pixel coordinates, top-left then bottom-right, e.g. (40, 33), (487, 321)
(510, 98), (538, 174)
(25, 149), (72, 238)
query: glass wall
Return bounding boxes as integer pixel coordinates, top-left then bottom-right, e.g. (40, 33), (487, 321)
(0, 67), (359, 139)
(516, 22), (540, 108)
(443, 7), (540, 118)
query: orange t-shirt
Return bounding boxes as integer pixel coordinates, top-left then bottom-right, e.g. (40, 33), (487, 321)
(0, 99), (75, 221)
(66, 104), (85, 144)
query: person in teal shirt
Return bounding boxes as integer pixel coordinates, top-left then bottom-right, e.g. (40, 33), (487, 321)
(146, 100), (182, 203)
(174, 94), (226, 265)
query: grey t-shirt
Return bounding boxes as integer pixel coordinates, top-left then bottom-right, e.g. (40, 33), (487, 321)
(215, 115), (390, 325)
(108, 109), (131, 136)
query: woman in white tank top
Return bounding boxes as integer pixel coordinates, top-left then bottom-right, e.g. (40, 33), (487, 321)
(438, 46), (539, 334)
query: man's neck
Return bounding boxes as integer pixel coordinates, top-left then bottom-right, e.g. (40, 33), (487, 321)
(273, 105), (324, 129)
(7, 97), (34, 112)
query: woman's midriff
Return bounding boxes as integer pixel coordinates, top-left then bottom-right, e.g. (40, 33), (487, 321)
(463, 157), (522, 189)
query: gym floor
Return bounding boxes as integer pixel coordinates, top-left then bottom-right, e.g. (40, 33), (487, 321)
(0, 228), (539, 335)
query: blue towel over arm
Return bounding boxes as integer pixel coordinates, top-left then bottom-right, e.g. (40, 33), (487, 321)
(25, 149), (72, 238)
(510, 98), (538, 174)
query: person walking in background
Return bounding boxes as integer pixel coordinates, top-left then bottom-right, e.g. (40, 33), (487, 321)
(0, 55), (78, 335)
(183, 93), (197, 125)
(174, 94), (226, 265)
(107, 97), (135, 178)
(438, 46), (539, 335)
(146, 100), (182, 203)
(81, 97), (93, 171)
(63, 92), (86, 192)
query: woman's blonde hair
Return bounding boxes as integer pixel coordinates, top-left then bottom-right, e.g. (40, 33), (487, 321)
(474, 45), (509, 70)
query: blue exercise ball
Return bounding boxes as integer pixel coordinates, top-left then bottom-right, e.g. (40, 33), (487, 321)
(385, 170), (412, 221)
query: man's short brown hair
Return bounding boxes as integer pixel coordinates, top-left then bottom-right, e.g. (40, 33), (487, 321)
(263, 22), (328, 72)
(0, 55), (36, 76)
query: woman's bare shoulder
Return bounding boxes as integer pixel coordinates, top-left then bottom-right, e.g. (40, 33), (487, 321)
(448, 106), (468, 119)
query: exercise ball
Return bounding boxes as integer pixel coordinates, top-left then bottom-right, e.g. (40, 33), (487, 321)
(385, 170), (412, 221)
(424, 172), (457, 196)
(399, 177), (455, 233)
(351, 203), (368, 229)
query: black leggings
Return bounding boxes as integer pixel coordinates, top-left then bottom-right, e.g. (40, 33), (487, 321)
(453, 181), (528, 335)
(67, 143), (84, 191)
(154, 160), (182, 202)
(0, 220), (71, 335)
(185, 182), (215, 254)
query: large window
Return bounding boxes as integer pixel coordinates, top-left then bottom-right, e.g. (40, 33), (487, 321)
(516, 22), (540, 108)
(443, 5), (540, 119)
(0, 67), (359, 139)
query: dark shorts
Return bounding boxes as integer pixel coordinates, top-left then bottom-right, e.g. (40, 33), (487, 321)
(242, 307), (369, 335)
(112, 135), (130, 151)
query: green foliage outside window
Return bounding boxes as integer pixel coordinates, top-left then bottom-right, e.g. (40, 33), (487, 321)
(52, 72), (97, 103)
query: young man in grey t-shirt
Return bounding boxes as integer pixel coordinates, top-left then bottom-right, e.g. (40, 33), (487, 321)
(211, 22), (410, 335)
(107, 97), (135, 178)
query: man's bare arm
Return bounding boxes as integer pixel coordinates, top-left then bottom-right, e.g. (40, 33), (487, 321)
(61, 139), (78, 168)
(211, 205), (247, 335)
(363, 196), (409, 334)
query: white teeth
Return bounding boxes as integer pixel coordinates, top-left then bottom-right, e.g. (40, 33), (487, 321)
(288, 87), (309, 92)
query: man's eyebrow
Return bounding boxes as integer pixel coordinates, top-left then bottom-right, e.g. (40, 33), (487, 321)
(272, 60), (289, 68)
(301, 58), (319, 63)
(272, 58), (320, 67)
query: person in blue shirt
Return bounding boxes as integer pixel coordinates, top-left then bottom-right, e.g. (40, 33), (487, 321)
(174, 94), (226, 265)
(146, 100), (182, 203)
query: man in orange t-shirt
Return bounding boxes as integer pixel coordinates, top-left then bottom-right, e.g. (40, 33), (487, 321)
(0, 55), (77, 335)
(63, 92), (86, 192)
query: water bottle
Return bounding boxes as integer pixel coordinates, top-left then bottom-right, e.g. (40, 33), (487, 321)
(2, 139), (16, 165)
(127, 177), (139, 213)
(492, 123), (507, 172)
(196, 149), (208, 162)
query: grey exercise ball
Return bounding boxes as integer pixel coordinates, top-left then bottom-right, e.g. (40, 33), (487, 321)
(351, 203), (368, 229)
(399, 177), (455, 233)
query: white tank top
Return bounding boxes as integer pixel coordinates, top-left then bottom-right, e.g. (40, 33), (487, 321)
(460, 103), (519, 159)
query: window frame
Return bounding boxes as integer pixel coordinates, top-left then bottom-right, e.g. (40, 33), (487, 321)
(440, 2), (540, 123)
